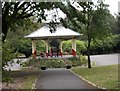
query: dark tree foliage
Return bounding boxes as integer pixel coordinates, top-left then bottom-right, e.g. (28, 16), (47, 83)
(2, 2), (54, 42)
(117, 13), (120, 34)
(53, 1), (111, 68)
(2, 2), (55, 82)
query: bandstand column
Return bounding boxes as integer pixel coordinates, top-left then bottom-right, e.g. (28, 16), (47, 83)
(71, 38), (76, 56)
(32, 39), (36, 58)
(45, 40), (49, 58)
(60, 42), (63, 57)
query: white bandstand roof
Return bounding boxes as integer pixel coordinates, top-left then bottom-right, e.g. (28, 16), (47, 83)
(25, 24), (80, 40)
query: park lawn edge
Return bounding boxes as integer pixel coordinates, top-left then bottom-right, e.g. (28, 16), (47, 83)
(20, 75), (38, 89)
(9, 67), (41, 89)
(71, 64), (119, 90)
(20, 68), (41, 89)
(69, 69), (106, 90)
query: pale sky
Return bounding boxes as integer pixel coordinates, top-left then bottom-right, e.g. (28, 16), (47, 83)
(104, 0), (120, 15)
(44, 0), (120, 22)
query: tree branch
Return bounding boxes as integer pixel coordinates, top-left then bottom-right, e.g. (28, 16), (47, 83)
(12, 2), (27, 18)
(12, 2), (20, 16)
(3, 2), (11, 17)
(17, 13), (33, 19)
(16, 3), (31, 19)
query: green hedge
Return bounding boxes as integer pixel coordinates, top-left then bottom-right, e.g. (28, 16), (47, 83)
(62, 40), (86, 54)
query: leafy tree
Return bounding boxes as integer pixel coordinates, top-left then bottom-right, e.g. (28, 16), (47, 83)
(2, 2), (53, 42)
(88, 34), (119, 55)
(2, 42), (17, 82)
(112, 13), (120, 53)
(62, 40), (72, 54)
(5, 16), (42, 57)
(115, 13), (120, 52)
(108, 15), (118, 34)
(2, 10), (44, 82)
(16, 39), (32, 57)
(54, 1), (111, 68)
(117, 13), (120, 34)
(36, 40), (46, 54)
(85, 2), (111, 68)
(2, 2), (55, 82)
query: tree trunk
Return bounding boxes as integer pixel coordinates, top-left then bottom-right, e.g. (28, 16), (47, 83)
(87, 25), (92, 68)
(86, 3), (92, 68)
(87, 37), (91, 68)
(2, 16), (9, 43)
(86, 11), (91, 68)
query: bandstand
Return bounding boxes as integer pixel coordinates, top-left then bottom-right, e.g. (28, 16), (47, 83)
(25, 23), (80, 58)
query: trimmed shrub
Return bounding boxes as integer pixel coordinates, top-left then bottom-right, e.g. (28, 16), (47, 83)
(62, 40), (86, 54)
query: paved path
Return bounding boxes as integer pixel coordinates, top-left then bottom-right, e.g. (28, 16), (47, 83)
(35, 68), (104, 90)
(90, 53), (120, 66)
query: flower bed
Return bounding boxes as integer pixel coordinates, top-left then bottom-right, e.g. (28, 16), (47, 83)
(38, 56), (87, 69)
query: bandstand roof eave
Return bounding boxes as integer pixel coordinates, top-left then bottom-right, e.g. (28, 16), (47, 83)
(25, 35), (80, 40)
(25, 24), (80, 40)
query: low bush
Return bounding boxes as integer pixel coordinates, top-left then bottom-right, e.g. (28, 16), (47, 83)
(68, 57), (80, 67)
(20, 61), (30, 67)
(80, 55), (88, 66)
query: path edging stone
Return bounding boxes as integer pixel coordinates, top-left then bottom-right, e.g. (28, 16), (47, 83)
(69, 69), (106, 90)
(32, 76), (40, 89)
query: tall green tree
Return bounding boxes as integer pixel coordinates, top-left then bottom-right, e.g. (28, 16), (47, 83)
(117, 13), (120, 34)
(85, 2), (111, 68)
(2, 2), (53, 42)
(54, 1), (111, 68)
(2, 16), (46, 83)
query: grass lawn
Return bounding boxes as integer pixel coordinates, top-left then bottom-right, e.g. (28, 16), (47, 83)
(20, 75), (37, 89)
(3, 67), (41, 89)
(72, 64), (119, 89)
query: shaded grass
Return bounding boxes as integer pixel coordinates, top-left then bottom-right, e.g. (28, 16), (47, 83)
(9, 67), (41, 89)
(10, 68), (41, 78)
(20, 75), (37, 89)
(72, 64), (119, 89)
